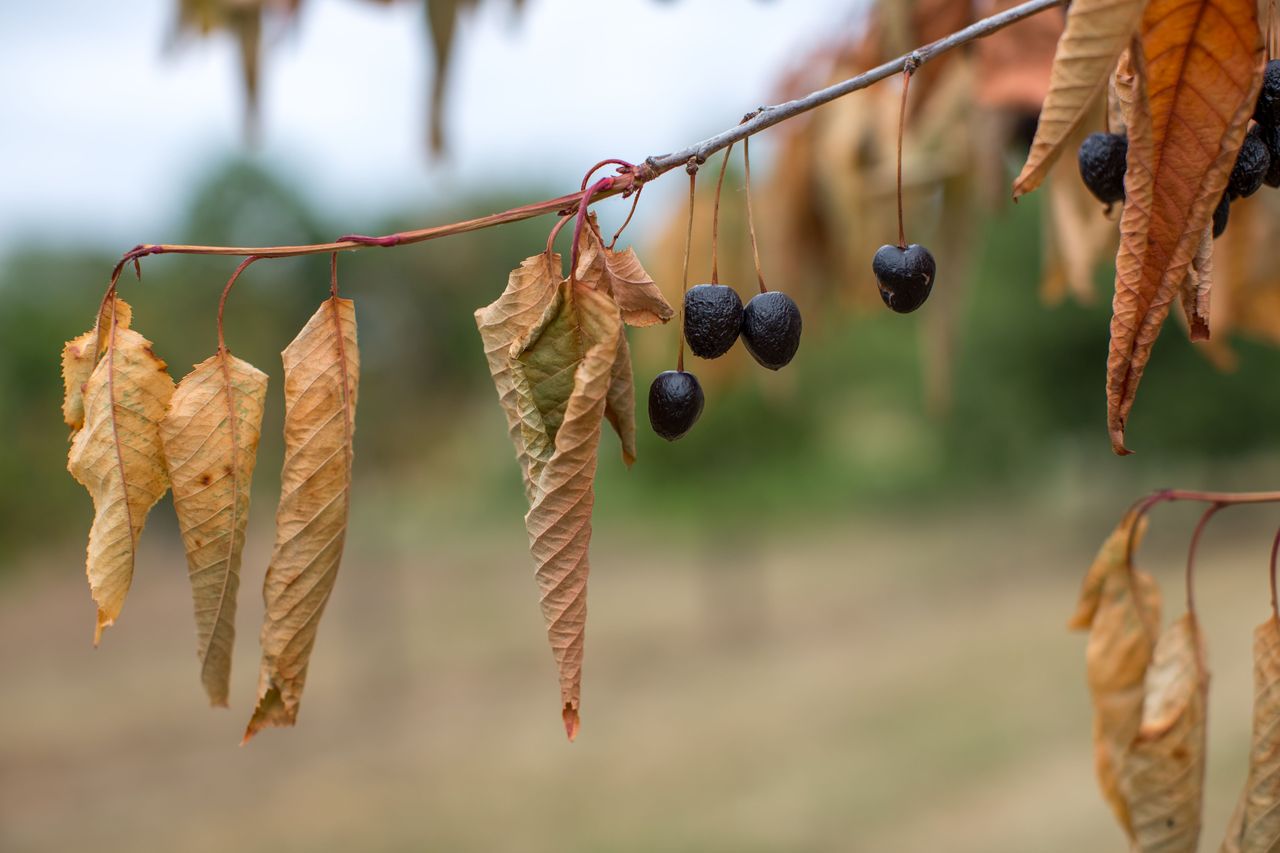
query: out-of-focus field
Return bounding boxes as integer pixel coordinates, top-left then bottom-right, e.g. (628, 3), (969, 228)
(1, 493), (1272, 852)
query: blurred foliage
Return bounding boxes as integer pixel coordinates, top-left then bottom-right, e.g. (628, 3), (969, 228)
(8, 156), (1280, 563)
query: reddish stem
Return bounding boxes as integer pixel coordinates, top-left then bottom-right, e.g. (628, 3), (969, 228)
(608, 186), (643, 251)
(580, 158), (635, 191)
(678, 164), (698, 373)
(742, 136), (767, 294)
(710, 143), (734, 285)
(569, 176), (616, 284)
(895, 62), (915, 250)
(217, 256), (262, 353)
(546, 214), (572, 258)
(1184, 504), (1222, 615)
(1270, 523), (1280, 621)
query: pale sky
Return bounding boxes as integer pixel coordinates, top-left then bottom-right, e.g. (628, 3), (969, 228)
(0, 0), (861, 254)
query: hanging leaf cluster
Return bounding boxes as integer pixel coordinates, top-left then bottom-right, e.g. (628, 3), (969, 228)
(1072, 504), (1280, 852)
(61, 285), (359, 743)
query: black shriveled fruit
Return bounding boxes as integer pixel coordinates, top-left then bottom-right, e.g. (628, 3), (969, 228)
(872, 243), (936, 314)
(682, 284), (743, 359)
(741, 291), (802, 370)
(648, 370), (704, 441)
(1213, 194), (1230, 240)
(1077, 132), (1128, 205)
(1255, 60), (1280, 127)
(1261, 122), (1280, 188)
(1228, 125), (1270, 199)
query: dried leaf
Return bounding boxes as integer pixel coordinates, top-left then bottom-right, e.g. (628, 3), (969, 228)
(61, 299), (132, 434)
(1072, 511), (1163, 839)
(476, 252), (562, 502)
(66, 296), (175, 644)
(244, 296), (358, 743)
(1012, 0), (1146, 198)
(509, 280), (622, 740)
(1122, 613), (1209, 853)
(1221, 616), (1280, 852)
(576, 217), (674, 328)
(1107, 2), (1263, 453)
(1179, 228), (1214, 342)
(159, 351), (269, 707)
(604, 333), (637, 468)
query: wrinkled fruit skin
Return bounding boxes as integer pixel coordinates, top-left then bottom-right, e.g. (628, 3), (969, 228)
(872, 243), (936, 314)
(1077, 132), (1128, 205)
(741, 291), (803, 370)
(648, 370), (704, 441)
(1213, 194), (1230, 240)
(683, 284), (744, 359)
(1261, 122), (1280, 188)
(1255, 59), (1280, 127)
(1228, 126), (1270, 199)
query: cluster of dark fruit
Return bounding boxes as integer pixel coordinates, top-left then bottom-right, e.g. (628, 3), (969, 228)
(1078, 60), (1280, 239)
(648, 284), (803, 441)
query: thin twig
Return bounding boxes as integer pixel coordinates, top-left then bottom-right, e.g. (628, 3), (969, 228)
(110, 0), (1068, 271)
(710, 143), (733, 285)
(678, 165), (697, 373)
(1184, 504), (1222, 615)
(217, 256), (261, 352)
(742, 137), (767, 294)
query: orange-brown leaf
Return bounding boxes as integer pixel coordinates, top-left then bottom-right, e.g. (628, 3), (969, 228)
(244, 296), (358, 743)
(1121, 612), (1209, 853)
(576, 218), (674, 328)
(1012, 0), (1146, 198)
(511, 281), (622, 740)
(160, 351), (269, 707)
(1107, 1), (1263, 453)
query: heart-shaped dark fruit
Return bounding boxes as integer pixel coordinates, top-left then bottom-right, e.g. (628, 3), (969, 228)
(871, 243), (936, 314)
(648, 370), (704, 441)
(683, 284), (743, 359)
(741, 291), (802, 370)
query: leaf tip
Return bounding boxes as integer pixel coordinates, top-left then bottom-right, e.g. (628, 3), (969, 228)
(562, 704), (580, 742)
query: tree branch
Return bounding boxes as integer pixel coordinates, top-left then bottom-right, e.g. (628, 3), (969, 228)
(117, 0), (1069, 270)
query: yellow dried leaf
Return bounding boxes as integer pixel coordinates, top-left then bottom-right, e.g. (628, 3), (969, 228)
(510, 281), (622, 740)
(1072, 510), (1162, 839)
(1107, 2), (1263, 453)
(160, 351), (269, 707)
(61, 299), (133, 434)
(475, 252), (561, 502)
(67, 295), (175, 644)
(1221, 616), (1280, 852)
(1012, 0), (1146, 198)
(244, 296), (358, 743)
(576, 216), (674, 328)
(1122, 613), (1209, 853)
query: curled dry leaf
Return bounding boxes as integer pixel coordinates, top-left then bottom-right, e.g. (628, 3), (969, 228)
(1012, 0), (1146, 198)
(1220, 616), (1280, 853)
(244, 296), (358, 743)
(478, 258), (625, 740)
(1107, 1), (1263, 454)
(512, 280), (622, 740)
(575, 215), (674, 328)
(61, 298), (132, 434)
(1122, 612), (1209, 853)
(1071, 511), (1162, 840)
(475, 252), (562, 502)
(159, 351), (269, 707)
(66, 296), (176, 644)
(1179, 228), (1214, 343)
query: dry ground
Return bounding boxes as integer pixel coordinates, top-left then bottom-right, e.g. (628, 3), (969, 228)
(1, 499), (1273, 852)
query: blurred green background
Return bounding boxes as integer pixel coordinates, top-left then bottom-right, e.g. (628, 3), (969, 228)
(7, 2), (1280, 852)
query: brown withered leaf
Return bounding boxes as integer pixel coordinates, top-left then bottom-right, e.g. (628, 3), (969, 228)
(1107, 1), (1263, 454)
(1012, 0), (1146, 198)
(1072, 511), (1162, 840)
(576, 216), (674, 328)
(61, 299), (133, 434)
(159, 351), (269, 707)
(1179, 228), (1214, 342)
(604, 333), (637, 468)
(509, 280), (622, 740)
(244, 296), (358, 743)
(1221, 616), (1280, 852)
(1121, 612), (1209, 853)
(475, 252), (562, 502)
(66, 296), (175, 644)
